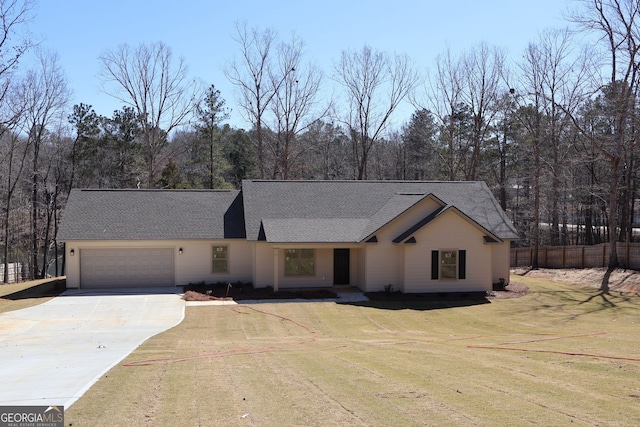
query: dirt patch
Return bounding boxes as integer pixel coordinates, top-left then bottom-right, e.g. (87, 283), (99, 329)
(511, 267), (640, 294)
(182, 290), (233, 302)
(182, 282), (337, 301)
(488, 281), (529, 299)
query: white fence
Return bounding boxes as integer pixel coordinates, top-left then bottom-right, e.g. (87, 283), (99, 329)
(0, 263), (24, 284)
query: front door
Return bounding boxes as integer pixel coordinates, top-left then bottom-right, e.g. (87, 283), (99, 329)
(333, 249), (350, 285)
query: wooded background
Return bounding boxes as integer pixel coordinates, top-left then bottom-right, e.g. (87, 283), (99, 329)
(1, 0), (640, 281)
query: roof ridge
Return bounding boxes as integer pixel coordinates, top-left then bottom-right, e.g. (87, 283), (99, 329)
(243, 179), (480, 184)
(75, 188), (237, 193)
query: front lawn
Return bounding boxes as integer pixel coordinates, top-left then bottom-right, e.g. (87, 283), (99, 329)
(66, 275), (640, 426)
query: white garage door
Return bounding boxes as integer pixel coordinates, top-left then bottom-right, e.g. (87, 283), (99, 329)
(80, 248), (174, 288)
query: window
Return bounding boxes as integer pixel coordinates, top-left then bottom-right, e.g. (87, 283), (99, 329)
(212, 246), (228, 273)
(431, 250), (466, 280)
(285, 249), (315, 276)
(440, 250), (457, 279)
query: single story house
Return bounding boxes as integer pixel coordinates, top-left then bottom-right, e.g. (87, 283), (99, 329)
(58, 180), (519, 292)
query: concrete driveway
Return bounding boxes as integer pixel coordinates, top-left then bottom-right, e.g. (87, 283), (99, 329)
(0, 288), (185, 408)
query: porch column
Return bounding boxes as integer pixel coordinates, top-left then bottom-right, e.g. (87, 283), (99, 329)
(273, 248), (279, 292)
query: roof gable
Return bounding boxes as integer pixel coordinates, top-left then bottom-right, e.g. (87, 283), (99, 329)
(359, 193), (445, 242)
(393, 205), (501, 243)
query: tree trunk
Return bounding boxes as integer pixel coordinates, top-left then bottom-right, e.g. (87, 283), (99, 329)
(603, 156), (620, 292)
(31, 140), (40, 280)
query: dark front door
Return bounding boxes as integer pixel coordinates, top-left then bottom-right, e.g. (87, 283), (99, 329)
(333, 249), (350, 285)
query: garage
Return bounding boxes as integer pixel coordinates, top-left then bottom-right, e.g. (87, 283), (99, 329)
(80, 248), (175, 288)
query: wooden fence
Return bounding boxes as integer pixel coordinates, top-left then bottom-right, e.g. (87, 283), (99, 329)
(511, 243), (640, 270)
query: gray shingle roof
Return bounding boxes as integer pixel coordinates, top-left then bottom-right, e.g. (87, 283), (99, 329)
(58, 181), (519, 244)
(58, 189), (245, 240)
(242, 180), (519, 242)
(261, 218), (370, 243)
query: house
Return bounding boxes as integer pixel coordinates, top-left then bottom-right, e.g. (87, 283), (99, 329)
(58, 180), (519, 292)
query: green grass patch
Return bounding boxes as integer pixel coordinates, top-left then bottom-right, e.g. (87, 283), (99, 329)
(66, 276), (640, 426)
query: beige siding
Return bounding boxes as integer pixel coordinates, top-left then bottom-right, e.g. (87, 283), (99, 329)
(252, 244), (365, 289)
(491, 241), (512, 284)
(362, 197), (442, 292)
(278, 248), (332, 288)
(357, 247), (367, 289)
(254, 245), (333, 289)
(403, 211), (492, 292)
(376, 197), (443, 237)
(64, 239), (252, 289)
(174, 240), (252, 286)
(363, 238), (403, 292)
(349, 249), (363, 288)
(253, 242), (274, 288)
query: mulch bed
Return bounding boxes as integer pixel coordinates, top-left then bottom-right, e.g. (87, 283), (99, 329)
(182, 281), (530, 302)
(365, 290), (490, 302)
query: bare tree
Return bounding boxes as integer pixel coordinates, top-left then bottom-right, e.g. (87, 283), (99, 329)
(0, 0), (35, 121)
(419, 46), (467, 180)
(418, 43), (505, 181)
(1, 111), (30, 283)
(20, 49), (69, 279)
(99, 41), (199, 187)
(568, 0), (640, 287)
(511, 28), (593, 266)
(334, 45), (419, 179)
(267, 34), (326, 179)
(462, 42), (506, 180)
(225, 23), (285, 179)
(0, 0), (35, 282)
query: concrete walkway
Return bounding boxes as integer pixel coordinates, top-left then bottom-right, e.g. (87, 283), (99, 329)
(0, 288), (184, 408)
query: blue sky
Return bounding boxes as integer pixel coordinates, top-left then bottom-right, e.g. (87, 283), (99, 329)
(29, 0), (571, 129)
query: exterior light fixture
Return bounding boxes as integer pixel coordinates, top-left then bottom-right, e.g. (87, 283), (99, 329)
(179, 248), (183, 255)
(70, 249), (75, 256)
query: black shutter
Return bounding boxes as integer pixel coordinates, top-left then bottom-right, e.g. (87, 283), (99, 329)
(458, 250), (466, 279)
(431, 250), (439, 280)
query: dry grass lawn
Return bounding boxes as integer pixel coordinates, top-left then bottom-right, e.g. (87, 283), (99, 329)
(0, 278), (65, 314)
(63, 275), (640, 426)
